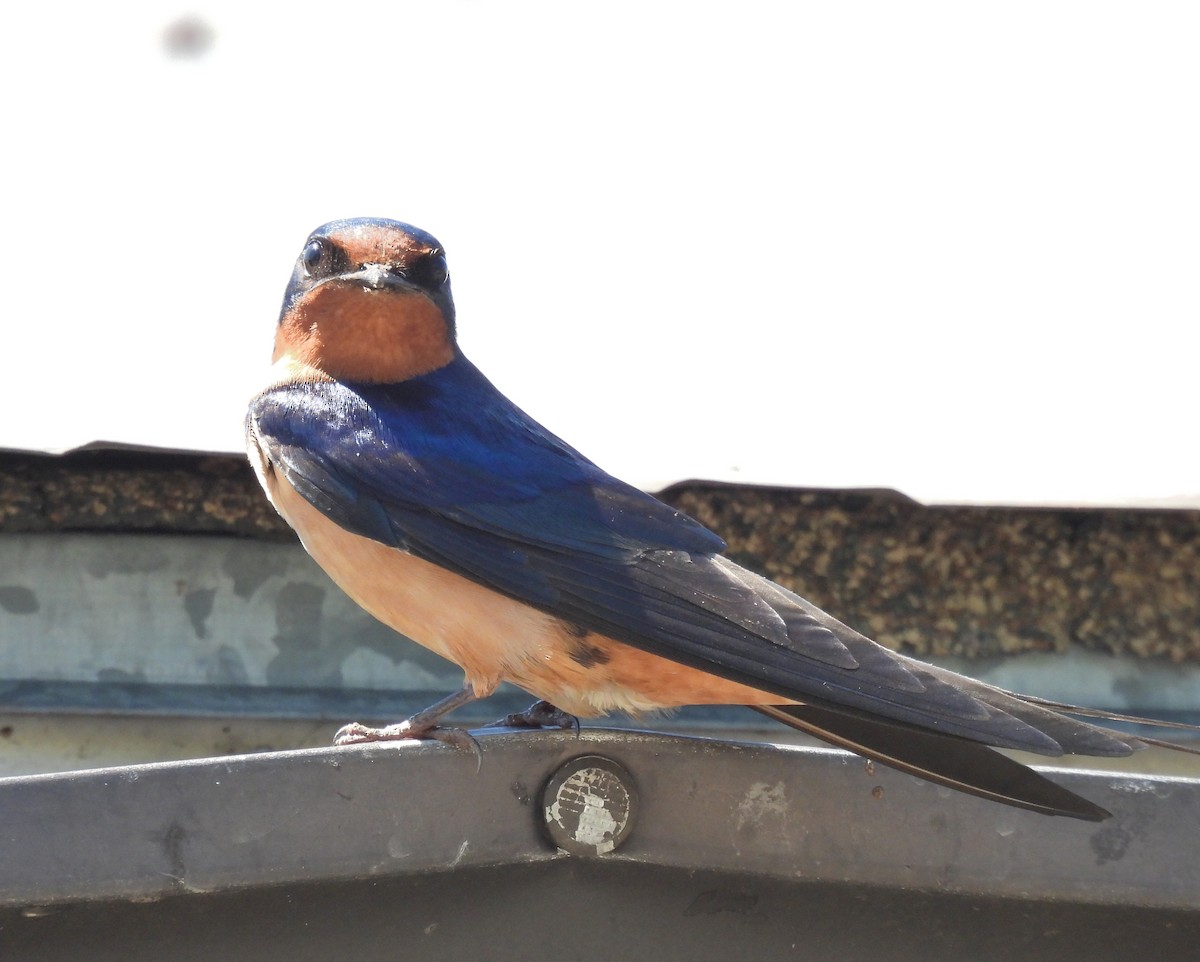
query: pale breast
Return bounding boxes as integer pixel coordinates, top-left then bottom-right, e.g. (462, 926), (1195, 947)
(260, 465), (569, 698)
(248, 429), (787, 716)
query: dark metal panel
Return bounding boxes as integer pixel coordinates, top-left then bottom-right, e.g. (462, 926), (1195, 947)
(5, 861), (1200, 962)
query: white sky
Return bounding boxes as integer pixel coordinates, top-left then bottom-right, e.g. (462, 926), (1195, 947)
(3, 2), (1198, 506)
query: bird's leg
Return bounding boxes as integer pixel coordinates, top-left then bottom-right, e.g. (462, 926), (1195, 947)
(491, 699), (580, 733)
(334, 684), (481, 750)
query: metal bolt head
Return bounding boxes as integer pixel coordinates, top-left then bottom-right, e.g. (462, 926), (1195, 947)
(542, 755), (637, 856)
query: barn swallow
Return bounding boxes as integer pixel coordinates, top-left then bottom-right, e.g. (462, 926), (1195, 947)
(247, 217), (1194, 821)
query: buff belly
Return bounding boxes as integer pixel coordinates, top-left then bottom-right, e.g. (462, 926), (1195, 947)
(252, 445), (785, 716)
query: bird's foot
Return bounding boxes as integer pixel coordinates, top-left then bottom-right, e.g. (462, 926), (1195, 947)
(332, 719), (480, 752)
(491, 700), (580, 733)
(333, 684), (482, 755)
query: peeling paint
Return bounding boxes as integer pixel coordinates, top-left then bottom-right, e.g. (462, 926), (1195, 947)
(548, 784), (619, 853)
(204, 645), (250, 685)
(735, 781), (789, 832)
(183, 588), (216, 639)
(0, 586), (38, 615)
(221, 547), (288, 600)
(543, 761), (634, 856)
(733, 780), (793, 856)
(268, 582), (344, 686)
(159, 821), (188, 890)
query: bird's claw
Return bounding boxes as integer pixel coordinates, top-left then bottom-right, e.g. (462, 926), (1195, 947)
(491, 700), (580, 733)
(333, 719), (482, 759)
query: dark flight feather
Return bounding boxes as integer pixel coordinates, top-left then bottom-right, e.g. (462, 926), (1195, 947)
(755, 704), (1113, 821)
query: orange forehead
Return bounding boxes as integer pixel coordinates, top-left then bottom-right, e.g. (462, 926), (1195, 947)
(273, 280), (455, 383)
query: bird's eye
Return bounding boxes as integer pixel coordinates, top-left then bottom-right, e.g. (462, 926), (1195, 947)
(409, 251), (449, 290)
(300, 238), (342, 277)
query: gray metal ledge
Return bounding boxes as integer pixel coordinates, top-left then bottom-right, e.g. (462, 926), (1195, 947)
(2, 728), (1198, 913)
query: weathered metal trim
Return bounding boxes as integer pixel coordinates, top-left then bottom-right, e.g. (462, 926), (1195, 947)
(1, 729), (1197, 912)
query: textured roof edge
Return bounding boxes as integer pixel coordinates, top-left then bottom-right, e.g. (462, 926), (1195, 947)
(5, 443), (1199, 509)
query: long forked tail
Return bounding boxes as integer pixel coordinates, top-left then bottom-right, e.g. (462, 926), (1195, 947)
(757, 649), (1200, 822)
(1003, 693), (1200, 753)
(756, 703), (1117, 821)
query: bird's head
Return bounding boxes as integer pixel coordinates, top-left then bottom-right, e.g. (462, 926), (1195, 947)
(273, 218), (457, 382)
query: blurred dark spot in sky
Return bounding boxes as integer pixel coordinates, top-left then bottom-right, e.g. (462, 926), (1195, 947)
(163, 15), (215, 59)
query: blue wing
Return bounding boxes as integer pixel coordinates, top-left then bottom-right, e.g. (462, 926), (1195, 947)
(248, 357), (1131, 758)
